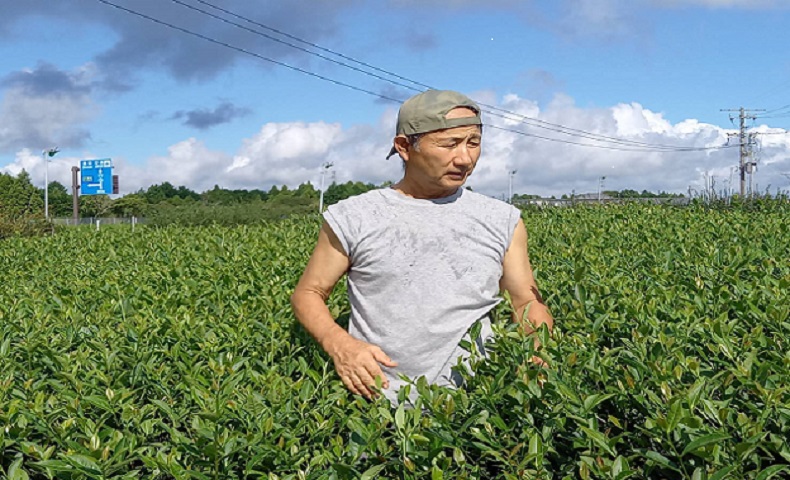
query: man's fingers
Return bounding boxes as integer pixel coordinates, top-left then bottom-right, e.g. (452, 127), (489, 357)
(340, 375), (362, 396)
(371, 347), (398, 368)
(350, 372), (374, 399)
(333, 341), (396, 398)
(362, 362), (390, 390)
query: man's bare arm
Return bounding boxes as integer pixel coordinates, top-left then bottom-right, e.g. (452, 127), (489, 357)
(290, 222), (397, 398)
(500, 219), (554, 356)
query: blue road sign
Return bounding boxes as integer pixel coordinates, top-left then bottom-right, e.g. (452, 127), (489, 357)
(80, 158), (113, 195)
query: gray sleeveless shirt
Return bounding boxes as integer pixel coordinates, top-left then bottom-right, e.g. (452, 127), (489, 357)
(324, 187), (520, 403)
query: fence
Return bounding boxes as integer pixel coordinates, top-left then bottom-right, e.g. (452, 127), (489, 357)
(53, 217), (145, 226)
(513, 197), (690, 207)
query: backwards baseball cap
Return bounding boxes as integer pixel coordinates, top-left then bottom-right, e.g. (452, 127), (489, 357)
(387, 90), (482, 158)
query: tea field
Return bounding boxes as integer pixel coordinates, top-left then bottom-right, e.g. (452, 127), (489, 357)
(0, 203), (788, 479)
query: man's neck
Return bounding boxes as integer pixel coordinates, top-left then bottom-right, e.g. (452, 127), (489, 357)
(391, 178), (459, 200)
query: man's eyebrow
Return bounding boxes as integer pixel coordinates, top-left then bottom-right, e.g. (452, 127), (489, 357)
(435, 132), (482, 141)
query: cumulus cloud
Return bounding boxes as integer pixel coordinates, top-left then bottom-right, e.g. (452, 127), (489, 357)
(0, 63), (100, 153)
(3, 93), (788, 198)
(170, 101), (252, 130)
(464, 93), (787, 198)
(1, 1), (363, 86)
(1, 149), (79, 189)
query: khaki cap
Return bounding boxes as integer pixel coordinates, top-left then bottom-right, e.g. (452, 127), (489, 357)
(387, 90), (482, 158)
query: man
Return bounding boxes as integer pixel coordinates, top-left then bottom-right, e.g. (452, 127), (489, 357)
(291, 90), (553, 404)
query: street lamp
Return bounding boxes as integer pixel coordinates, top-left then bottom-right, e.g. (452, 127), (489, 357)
(318, 162), (334, 213)
(508, 169), (517, 204)
(597, 176), (606, 203)
(43, 147), (59, 220)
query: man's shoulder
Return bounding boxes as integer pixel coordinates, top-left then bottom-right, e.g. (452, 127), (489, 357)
(327, 189), (385, 213)
(462, 189), (517, 211)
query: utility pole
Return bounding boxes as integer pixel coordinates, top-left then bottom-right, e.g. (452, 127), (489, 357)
(721, 107), (764, 197)
(508, 169), (517, 204)
(71, 166), (80, 224)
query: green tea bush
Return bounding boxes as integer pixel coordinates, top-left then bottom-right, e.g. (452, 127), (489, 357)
(0, 203), (787, 479)
(0, 213), (53, 240)
(146, 198), (317, 227)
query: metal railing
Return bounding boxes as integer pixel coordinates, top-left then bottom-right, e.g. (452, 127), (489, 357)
(53, 217), (145, 226)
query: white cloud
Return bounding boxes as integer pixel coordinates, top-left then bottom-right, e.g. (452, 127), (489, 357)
(0, 85), (98, 153)
(1, 149), (81, 189)
(3, 94), (789, 198)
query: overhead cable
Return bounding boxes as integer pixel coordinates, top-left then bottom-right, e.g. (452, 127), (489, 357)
(93, 0), (736, 153)
(172, 0), (708, 151)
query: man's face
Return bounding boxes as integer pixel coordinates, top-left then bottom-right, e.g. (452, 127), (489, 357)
(403, 107), (482, 191)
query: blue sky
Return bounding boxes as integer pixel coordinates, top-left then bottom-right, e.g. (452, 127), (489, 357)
(2, 0), (789, 198)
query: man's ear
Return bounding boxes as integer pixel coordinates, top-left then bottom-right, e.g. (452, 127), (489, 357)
(393, 135), (411, 161)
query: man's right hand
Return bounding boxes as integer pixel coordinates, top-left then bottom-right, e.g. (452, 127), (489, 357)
(324, 332), (398, 399)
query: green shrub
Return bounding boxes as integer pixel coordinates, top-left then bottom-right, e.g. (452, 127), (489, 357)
(0, 204), (787, 478)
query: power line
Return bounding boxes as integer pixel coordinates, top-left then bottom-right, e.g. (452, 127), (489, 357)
(480, 109), (709, 151)
(93, 0), (404, 105)
(93, 0), (736, 154)
(188, 0), (432, 91)
(163, 0), (711, 151)
(488, 125), (737, 152)
(749, 77), (790, 105)
(165, 0), (425, 94)
(759, 103), (790, 115)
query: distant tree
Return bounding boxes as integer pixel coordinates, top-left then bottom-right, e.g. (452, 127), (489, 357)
(47, 181), (72, 217)
(111, 193), (148, 217)
(203, 185), (234, 205)
(143, 182), (178, 203)
(513, 193), (541, 200)
(176, 185), (200, 201)
(323, 181), (376, 205)
(0, 170), (42, 217)
(295, 182), (319, 199)
(615, 189), (639, 198)
(81, 195), (113, 217)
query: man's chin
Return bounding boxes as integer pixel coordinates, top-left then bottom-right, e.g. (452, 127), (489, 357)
(443, 173), (468, 184)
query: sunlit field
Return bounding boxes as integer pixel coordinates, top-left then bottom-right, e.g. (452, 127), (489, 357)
(1, 202), (788, 479)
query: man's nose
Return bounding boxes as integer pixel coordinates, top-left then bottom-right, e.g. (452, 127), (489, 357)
(453, 144), (474, 167)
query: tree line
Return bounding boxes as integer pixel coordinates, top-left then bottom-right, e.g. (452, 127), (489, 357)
(1, 169), (693, 222)
(0, 169), (380, 230)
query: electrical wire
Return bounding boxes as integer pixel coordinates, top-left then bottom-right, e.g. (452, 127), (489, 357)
(487, 125), (738, 152)
(93, 0), (404, 105)
(93, 0), (738, 153)
(166, 0), (426, 94)
(189, 0), (432, 91)
(760, 103), (790, 115)
(749, 78), (790, 105)
(173, 0), (710, 151)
